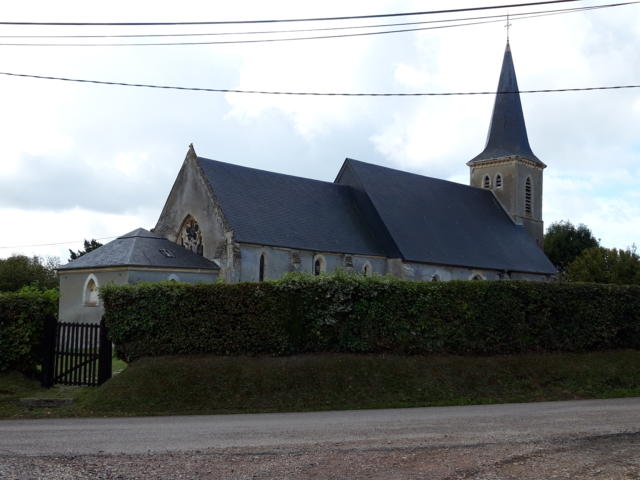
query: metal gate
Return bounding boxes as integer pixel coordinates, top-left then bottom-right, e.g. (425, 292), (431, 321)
(41, 316), (112, 387)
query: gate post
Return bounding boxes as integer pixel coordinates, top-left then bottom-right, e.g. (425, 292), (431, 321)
(41, 315), (57, 388)
(97, 317), (112, 385)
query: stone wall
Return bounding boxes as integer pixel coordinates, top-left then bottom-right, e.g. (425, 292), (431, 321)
(237, 244), (548, 282)
(127, 269), (217, 284)
(58, 270), (127, 324)
(154, 147), (236, 280)
(59, 268), (219, 323)
(399, 261), (547, 281)
(238, 244), (387, 281)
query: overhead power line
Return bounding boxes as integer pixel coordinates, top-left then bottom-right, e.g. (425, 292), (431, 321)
(1, 71), (638, 96)
(0, 16), (535, 46)
(0, 0), (583, 26)
(0, 4), (630, 47)
(0, 3), (626, 39)
(0, 237), (117, 249)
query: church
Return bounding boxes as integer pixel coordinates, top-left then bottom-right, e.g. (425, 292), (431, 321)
(57, 40), (556, 323)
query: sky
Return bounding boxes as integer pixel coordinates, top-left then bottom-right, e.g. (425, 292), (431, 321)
(0, 0), (639, 264)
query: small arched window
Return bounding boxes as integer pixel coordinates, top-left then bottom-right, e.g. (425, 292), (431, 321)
(168, 273), (180, 282)
(498, 271), (511, 280)
(483, 175), (491, 189)
(313, 255), (326, 276)
(431, 274), (440, 282)
(495, 174), (503, 189)
(362, 262), (372, 277)
(259, 253), (266, 282)
(469, 272), (485, 281)
(525, 177), (532, 215)
(84, 275), (99, 306)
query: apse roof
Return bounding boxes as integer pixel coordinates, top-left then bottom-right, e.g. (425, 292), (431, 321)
(58, 228), (220, 271)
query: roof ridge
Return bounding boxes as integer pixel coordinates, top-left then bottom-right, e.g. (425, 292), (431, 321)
(197, 156), (346, 188)
(123, 235), (139, 265)
(346, 158), (471, 190)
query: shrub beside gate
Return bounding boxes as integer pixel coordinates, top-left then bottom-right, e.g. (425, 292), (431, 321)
(101, 275), (640, 362)
(0, 288), (57, 373)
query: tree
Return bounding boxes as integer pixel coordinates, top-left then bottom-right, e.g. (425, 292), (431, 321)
(543, 221), (599, 273)
(566, 246), (640, 285)
(68, 239), (103, 261)
(0, 255), (59, 291)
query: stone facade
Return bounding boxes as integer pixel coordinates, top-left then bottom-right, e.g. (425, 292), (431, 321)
(58, 267), (217, 324)
(154, 149), (239, 281)
(469, 157), (544, 247)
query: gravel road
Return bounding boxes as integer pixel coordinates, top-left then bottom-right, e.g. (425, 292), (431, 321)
(2, 398), (639, 479)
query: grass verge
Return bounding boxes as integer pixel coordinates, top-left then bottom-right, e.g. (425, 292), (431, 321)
(2, 350), (640, 419)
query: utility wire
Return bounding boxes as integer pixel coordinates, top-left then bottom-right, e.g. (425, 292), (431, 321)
(0, 7), (614, 47)
(0, 0), (583, 26)
(0, 237), (117, 249)
(0, 17), (529, 46)
(0, 3), (626, 39)
(1, 71), (638, 96)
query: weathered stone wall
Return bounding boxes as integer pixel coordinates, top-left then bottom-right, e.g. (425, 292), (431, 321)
(238, 244), (387, 281)
(237, 244), (548, 282)
(154, 147), (237, 281)
(469, 157), (545, 246)
(59, 267), (219, 323)
(58, 270), (127, 324)
(127, 269), (217, 284)
(400, 261), (548, 282)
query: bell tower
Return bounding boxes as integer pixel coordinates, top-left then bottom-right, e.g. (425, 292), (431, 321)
(467, 41), (546, 247)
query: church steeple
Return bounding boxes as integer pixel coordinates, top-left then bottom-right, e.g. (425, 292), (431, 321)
(467, 41), (546, 248)
(468, 41), (544, 167)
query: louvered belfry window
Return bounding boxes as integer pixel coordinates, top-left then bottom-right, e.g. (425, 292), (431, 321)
(495, 174), (503, 188)
(483, 175), (491, 189)
(525, 177), (532, 215)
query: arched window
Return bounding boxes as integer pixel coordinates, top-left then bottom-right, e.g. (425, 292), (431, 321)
(431, 274), (440, 282)
(498, 271), (511, 280)
(495, 173), (503, 189)
(168, 273), (180, 282)
(469, 272), (485, 281)
(313, 255), (326, 276)
(178, 215), (204, 256)
(524, 177), (532, 215)
(259, 253), (266, 282)
(483, 175), (491, 189)
(83, 275), (99, 307)
(362, 262), (372, 277)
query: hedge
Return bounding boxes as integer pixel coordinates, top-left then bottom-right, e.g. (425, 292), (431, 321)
(0, 288), (58, 373)
(101, 274), (640, 362)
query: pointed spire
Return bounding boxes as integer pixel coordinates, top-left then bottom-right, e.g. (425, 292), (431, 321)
(468, 41), (544, 167)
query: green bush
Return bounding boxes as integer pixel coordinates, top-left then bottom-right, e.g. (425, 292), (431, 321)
(101, 274), (640, 362)
(0, 287), (58, 373)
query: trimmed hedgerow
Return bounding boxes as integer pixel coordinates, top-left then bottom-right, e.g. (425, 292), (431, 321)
(0, 287), (58, 373)
(101, 273), (640, 362)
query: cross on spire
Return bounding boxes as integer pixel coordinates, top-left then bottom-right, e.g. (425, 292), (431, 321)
(505, 12), (512, 41)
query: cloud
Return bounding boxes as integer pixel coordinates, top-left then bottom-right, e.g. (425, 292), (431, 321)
(1, 0), (639, 259)
(0, 207), (158, 263)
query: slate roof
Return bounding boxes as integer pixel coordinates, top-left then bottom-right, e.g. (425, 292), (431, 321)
(58, 228), (220, 271)
(468, 41), (544, 167)
(196, 153), (555, 275)
(336, 159), (556, 274)
(196, 157), (389, 256)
